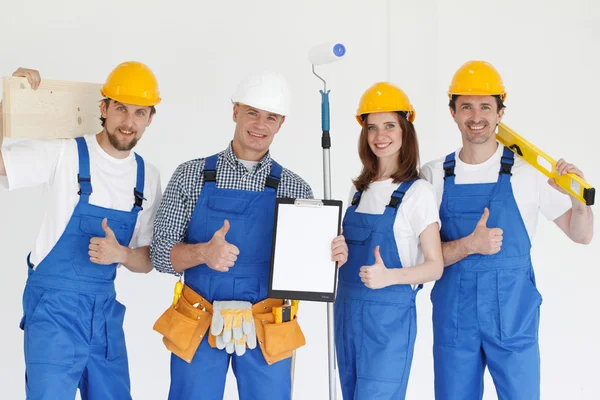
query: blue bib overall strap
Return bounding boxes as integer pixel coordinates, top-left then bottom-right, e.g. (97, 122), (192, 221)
(76, 136), (93, 201)
(133, 152), (146, 212)
(76, 137), (146, 213)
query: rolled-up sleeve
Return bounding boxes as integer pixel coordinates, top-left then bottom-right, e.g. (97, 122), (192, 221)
(150, 161), (201, 275)
(303, 183), (314, 200)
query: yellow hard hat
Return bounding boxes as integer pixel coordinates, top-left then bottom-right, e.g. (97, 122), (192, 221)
(101, 61), (161, 106)
(356, 82), (415, 125)
(448, 60), (506, 101)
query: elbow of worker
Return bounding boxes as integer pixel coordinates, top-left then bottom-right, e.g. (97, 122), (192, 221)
(431, 259), (444, 281)
(577, 233), (593, 245)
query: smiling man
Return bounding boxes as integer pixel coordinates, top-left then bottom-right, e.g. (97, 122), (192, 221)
(421, 60), (593, 400)
(151, 70), (348, 400)
(0, 62), (162, 399)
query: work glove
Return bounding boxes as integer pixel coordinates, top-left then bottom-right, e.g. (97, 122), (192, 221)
(211, 300), (256, 356)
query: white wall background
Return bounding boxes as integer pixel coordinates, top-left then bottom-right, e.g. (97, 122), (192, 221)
(1, 0), (598, 398)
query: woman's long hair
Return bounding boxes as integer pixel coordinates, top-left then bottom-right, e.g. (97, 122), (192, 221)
(352, 112), (420, 192)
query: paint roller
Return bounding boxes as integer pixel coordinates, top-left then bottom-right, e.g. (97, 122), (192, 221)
(309, 41), (346, 400)
(309, 42), (346, 66)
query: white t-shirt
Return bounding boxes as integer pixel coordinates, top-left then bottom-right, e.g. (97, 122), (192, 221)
(420, 143), (571, 241)
(347, 179), (441, 278)
(0, 135), (162, 267)
(239, 160), (259, 172)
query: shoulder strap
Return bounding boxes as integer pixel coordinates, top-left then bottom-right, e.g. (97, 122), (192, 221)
(350, 190), (362, 206)
(265, 160), (283, 192)
(202, 154), (219, 188)
(498, 146), (515, 182)
(75, 137), (92, 202)
(132, 153), (146, 212)
(387, 179), (418, 209)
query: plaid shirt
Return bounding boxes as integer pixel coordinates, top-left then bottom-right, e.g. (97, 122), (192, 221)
(150, 143), (314, 275)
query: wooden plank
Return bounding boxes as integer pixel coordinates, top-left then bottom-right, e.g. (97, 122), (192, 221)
(2, 76), (103, 141)
(0, 100), (4, 147)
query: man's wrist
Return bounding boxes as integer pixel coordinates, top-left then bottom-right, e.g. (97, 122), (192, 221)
(120, 246), (131, 265)
(463, 234), (475, 256)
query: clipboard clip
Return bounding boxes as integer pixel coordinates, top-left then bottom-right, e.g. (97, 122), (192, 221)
(294, 199), (323, 207)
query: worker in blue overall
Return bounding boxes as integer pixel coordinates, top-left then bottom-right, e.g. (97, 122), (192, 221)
(150, 70), (348, 399)
(0, 63), (163, 399)
(335, 82), (443, 400)
(421, 60), (594, 400)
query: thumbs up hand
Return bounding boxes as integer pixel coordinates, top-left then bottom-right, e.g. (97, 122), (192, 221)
(203, 220), (241, 272)
(89, 218), (127, 265)
(359, 246), (391, 290)
(468, 208), (503, 255)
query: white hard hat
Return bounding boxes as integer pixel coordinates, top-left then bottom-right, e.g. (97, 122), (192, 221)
(231, 71), (291, 116)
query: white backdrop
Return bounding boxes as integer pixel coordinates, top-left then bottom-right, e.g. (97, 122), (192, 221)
(1, 0), (598, 399)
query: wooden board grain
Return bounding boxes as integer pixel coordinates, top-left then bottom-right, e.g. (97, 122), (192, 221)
(2, 76), (103, 141)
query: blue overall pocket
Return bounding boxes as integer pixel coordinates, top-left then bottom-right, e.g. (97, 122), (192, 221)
(104, 298), (128, 361)
(497, 267), (542, 347)
(358, 302), (413, 383)
(206, 196), (268, 263)
(339, 226), (374, 285)
(74, 215), (131, 281)
(24, 288), (76, 366)
(446, 195), (489, 216)
(442, 195), (490, 240)
(430, 266), (460, 347)
(343, 225), (372, 246)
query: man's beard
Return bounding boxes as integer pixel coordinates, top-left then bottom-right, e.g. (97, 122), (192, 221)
(107, 128), (139, 151)
(464, 120), (494, 145)
(465, 130), (493, 144)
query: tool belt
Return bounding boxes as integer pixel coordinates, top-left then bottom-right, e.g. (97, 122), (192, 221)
(153, 284), (306, 364)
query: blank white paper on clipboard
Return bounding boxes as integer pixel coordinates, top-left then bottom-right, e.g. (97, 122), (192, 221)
(268, 199), (342, 302)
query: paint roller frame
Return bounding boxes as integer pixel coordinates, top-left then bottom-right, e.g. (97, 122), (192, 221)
(308, 41), (346, 400)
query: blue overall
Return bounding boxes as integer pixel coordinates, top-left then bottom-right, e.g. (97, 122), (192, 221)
(169, 154), (292, 400)
(432, 146), (542, 400)
(20, 137), (145, 400)
(335, 180), (420, 400)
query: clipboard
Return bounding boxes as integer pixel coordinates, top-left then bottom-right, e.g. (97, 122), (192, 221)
(268, 198), (343, 302)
